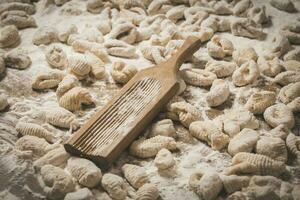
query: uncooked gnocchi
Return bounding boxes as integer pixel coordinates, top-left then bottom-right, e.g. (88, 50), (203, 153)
(154, 148), (175, 170)
(263, 103), (295, 129)
(58, 86), (94, 112)
(40, 164), (75, 200)
(67, 157), (102, 188)
(189, 169), (223, 200)
(101, 173), (128, 200)
(15, 121), (55, 143)
(189, 120), (229, 150)
(0, 25), (20, 48)
(149, 119), (177, 138)
(278, 82), (300, 104)
(129, 135), (177, 158)
(111, 61), (137, 84)
(232, 60), (260, 86)
(227, 128), (259, 156)
(121, 164), (149, 189)
(206, 79), (230, 107)
(32, 70), (65, 90)
(245, 90), (276, 114)
(205, 60), (236, 78)
(207, 35), (234, 59)
(180, 68), (217, 87)
(45, 45), (67, 69)
(223, 152), (286, 176)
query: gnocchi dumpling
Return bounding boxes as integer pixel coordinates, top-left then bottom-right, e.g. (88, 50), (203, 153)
(245, 90), (276, 114)
(58, 86), (94, 112)
(101, 173), (128, 200)
(180, 68), (217, 87)
(121, 164), (149, 189)
(0, 25), (20, 48)
(66, 157), (102, 188)
(206, 79), (230, 107)
(232, 60), (260, 87)
(207, 35), (234, 59)
(129, 135), (177, 158)
(32, 70), (65, 90)
(263, 103), (295, 129)
(189, 120), (229, 150)
(111, 61), (137, 84)
(45, 45), (67, 69)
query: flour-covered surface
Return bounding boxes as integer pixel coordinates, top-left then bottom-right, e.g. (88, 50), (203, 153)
(0, 0), (300, 199)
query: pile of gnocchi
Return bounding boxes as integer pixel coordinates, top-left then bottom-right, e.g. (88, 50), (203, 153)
(0, 0), (300, 199)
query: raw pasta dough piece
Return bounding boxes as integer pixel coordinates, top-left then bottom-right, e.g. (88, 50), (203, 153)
(247, 6), (268, 24)
(4, 50), (31, 69)
(0, 93), (8, 111)
(232, 47), (257, 66)
(121, 164), (149, 189)
(32, 70), (65, 90)
(274, 71), (300, 86)
(58, 86), (94, 112)
(135, 183), (159, 200)
(231, 18), (266, 40)
(278, 82), (300, 104)
(206, 79), (230, 107)
(283, 60), (300, 71)
(256, 136), (287, 163)
(57, 24), (77, 43)
(32, 26), (58, 45)
(189, 120), (229, 150)
(56, 74), (79, 98)
(232, 0), (253, 16)
(284, 49), (300, 62)
(264, 103), (295, 129)
(86, 52), (106, 80)
(15, 135), (53, 157)
(129, 135), (177, 158)
(0, 25), (20, 48)
(71, 39), (109, 63)
(33, 146), (70, 170)
(232, 60), (260, 86)
(104, 39), (138, 58)
(67, 53), (91, 79)
(215, 109), (259, 137)
(220, 175), (250, 195)
(45, 45), (67, 69)
(223, 152), (286, 176)
(154, 148), (175, 170)
(45, 107), (79, 130)
(101, 173), (127, 200)
(205, 60), (236, 78)
(0, 10), (37, 29)
(207, 35), (234, 59)
(287, 97), (300, 113)
(40, 164), (75, 200)
(108, 21), (137, 44)
(149, 119), (176, 138)
(257, 56), (283, 77)
(270, 0), (296, 12)
(180, 68), (217, 87)
(169, 101), (202, 128)
(0, 2), (35, 15)
(67, 157), (102, 188)
(286, 133), (300, 163)
(140, 45), (166, 64)
(245, 90), (276, 114)
(15, 121), (55, 143)
(86, 0), (104, 14)
(270, 35), (290, 57)
(227, 128), (259, 156)
(111, 61), (137, 84)
(189, 169), (223, 200)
